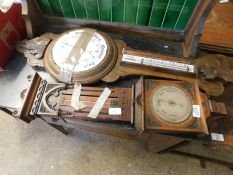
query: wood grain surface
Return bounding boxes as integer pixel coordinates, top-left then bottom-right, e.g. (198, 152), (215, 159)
(201, 2), (233, 50)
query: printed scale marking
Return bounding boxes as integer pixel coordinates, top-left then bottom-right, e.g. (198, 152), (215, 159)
(122, 54), (195, 73)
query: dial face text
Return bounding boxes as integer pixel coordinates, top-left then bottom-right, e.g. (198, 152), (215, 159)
(152, 85), (192, 124)
(52, 30), (108, 72)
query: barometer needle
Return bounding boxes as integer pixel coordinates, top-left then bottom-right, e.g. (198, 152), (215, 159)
(157, 99), (183, 107)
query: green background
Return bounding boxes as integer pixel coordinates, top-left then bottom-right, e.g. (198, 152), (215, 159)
(37, 0), (198, 31)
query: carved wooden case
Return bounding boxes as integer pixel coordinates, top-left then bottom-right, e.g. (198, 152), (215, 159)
(31, 80), (134, 124)
(30, 79), (65, 117)
(58, 85), (133, 123)
(135, 77), (209, 134)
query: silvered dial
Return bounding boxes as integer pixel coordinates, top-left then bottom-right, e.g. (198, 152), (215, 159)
(152, 85), (192, 124)
(52, 29), (108, 72)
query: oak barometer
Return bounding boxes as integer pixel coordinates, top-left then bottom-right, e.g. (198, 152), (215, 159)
(18, 28), (224, 96)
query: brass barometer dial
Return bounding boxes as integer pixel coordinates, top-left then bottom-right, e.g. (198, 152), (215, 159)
(151, 85), (192, 124)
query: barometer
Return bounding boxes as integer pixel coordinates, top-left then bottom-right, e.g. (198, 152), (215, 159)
(151, 85), (192, 124)
(17, 28), (224, 96)
(44, 28), (196, 84)
(28, 76), (227, 135)
(45, 28), (117, 83)
(145, 79), (209, 133)
(134, 77), (211, 134)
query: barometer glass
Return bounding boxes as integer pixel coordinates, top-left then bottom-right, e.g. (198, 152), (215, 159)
(52, 30), (108, 72)
(152, 85), (192, 124)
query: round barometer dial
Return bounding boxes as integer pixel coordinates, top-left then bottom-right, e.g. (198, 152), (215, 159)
(151, 85), (192, 124)
(44, 28), (117, 83)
